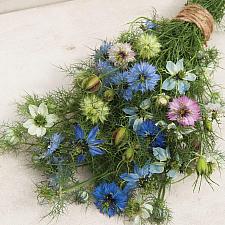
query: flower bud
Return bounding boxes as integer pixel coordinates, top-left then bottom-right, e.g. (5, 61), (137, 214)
(207, 162), (216, 175)
(122, 147), (134, 162)
(196, 156), (208, 176)
(112, 127), (128, 146)
(204, 118), (213, 132)
(82, 75), (101, 93)
(77, 190), (89, 203)
(104, 89), (114, 102)
(155, 94), (170, 107)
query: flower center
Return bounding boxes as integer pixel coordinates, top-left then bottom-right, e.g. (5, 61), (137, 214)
(177, 71), (185, 79)
(117, 51), (127, 60)
(139, 74), (146, 82)
(34, 114), (47, 127)
(178, 107), (190, 118)
(103, 194), (115, 208)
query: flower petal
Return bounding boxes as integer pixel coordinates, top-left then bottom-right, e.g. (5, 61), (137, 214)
(36, 127), (46, 137)
(74, 124), (85, 141)
(183, 72), (197, 81)
(89, 146), (104, 156)
(38, 103), (48, 116)
(140, 99), (151, 110)
(45, 114), (58, 127)
(23, 119), (35, 128)
(149, 162), (165, 174)
(87, 126), (99, 143)
(177, 80), (190, 94)
(166, 61), (178, 75)
(120, 173), (139, 182)
(28, 105), (38, 118)
(162, 78), (176, 91)
(123, 107), (138, 115)
(176, 58), (184, 72)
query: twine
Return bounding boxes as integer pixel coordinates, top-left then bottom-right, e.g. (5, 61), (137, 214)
(176, 4), (214, 41)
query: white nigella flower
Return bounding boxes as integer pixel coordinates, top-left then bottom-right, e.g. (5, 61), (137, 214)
(205, 102), (224, 118)
(108, 43), (135, 67)
(162, 59), (197, 94)
(5, 129), (20, 145)
(23, 103), (58, 137)
(132, 195), (153, 225)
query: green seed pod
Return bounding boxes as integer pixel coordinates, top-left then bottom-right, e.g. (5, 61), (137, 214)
(113, 127), (128, 146)
(82, 75), (101, 93)
(104, 89), (114, 102)
(204, 118), (213, 132)
(122, 147), (134, 162)
(196, 156), (208, 176)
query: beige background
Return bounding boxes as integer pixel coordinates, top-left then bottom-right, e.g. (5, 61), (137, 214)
(0, 0), (225, 225)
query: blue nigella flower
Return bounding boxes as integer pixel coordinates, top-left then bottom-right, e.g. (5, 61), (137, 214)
(44, 133), (64, 158)
(111, 71), (133, 101)
(120, 163), (164, 191)
(136, 120), (166, 148)
(128, 62), (160, 93)
(74, 124), (105, 156)
(94, 41), (112, 61)
(145, 20), (157, 30)
(93, 182), (128, 217)
(96, 60), (117, 85)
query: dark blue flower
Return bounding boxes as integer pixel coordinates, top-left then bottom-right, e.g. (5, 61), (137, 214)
(93, 182), (128, 217)
(44, 133), (64, 157)
(144, 20), (157, 30)
(111, 71), (133, 101)
(136, 120), (166, 148)
(120, 163), (164, 192)
(128, 62), (160, 93)
(74, 124), (105, 156)
(94, 41), (112, 61)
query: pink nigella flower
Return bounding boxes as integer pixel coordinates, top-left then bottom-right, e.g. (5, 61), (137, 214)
(167, 96), (201, 126)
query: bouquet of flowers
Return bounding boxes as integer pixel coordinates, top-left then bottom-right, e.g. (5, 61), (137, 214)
(1, 0), (225, 224)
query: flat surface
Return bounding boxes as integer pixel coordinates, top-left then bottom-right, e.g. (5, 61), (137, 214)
(0, 0), (225, 225)
(0, 0), (71, 14)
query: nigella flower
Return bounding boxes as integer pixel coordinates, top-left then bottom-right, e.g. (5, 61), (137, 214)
(111, 71), (133, 101)
(167, 96), (201, 126)
(128, 62), (160, 93)
(108, 43), (135, 68)
(162, 59), (197, 95)
(135, 34), (161, 60)
(123, 98), (152, 131)
(80, 95), (109, 124)
(93, 182), (128, 217)
(44, 133), (64, 157)
(74, 124), (105, 156)
(120, 164), (164, 191)
(136, 120), (166, 148)
(23, 103), (58, 137)
(96, 60), (117, 86)
(94, 41), (112, 61)
(144, 20), (157, 30)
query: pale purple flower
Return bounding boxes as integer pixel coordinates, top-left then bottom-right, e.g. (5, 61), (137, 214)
(167, 96), (201, 126)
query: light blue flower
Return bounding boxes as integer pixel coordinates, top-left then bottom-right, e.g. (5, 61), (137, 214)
(162, 59), (197, 94)
(123, 99), (152, 131)
(94, 41), (112, 61)
(44, 133), (64, 157)
(128, 62), (160, 93)
(144, 20), (157, 30)
(120, 163), (165, 191)
(74, 124), (105, 156)
(153, 147), (170, 162)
